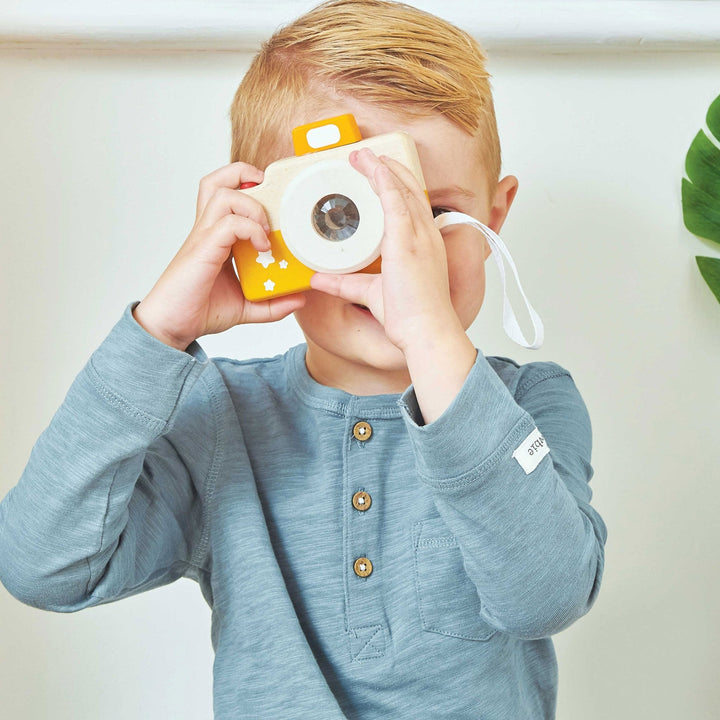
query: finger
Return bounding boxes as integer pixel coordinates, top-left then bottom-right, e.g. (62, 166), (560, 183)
(373, 158), (448, 261)
(351, 148), (424, 213)
(370, 160), (423, 251)
(349, 147), (384, 192)
(310, 271), (372, 302)
(196, 162), (265, 217)
(310, 272), (384, 323)
(242, 293), (307, 324)
(198, 186), (271, 234)
(189, 214), (271, 266)
(351, 149), (417, 232)
(378, 155), (433, 218)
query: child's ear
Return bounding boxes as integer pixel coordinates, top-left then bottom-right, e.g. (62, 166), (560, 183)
(487, 175), (519, 235)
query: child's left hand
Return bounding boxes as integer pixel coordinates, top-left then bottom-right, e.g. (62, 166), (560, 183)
(311, 147), (478, 422)
(309, 147), (464, 356)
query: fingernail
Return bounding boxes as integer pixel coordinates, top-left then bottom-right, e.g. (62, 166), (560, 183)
(349, 150), (359, 163)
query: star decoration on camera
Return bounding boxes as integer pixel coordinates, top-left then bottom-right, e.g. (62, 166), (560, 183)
(256, 250), (275, 269)
(264, 279), (276, 292)
(279, 260), (289, 269)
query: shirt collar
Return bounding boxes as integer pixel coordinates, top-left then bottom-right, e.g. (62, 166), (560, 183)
(286, 344), (406, 419)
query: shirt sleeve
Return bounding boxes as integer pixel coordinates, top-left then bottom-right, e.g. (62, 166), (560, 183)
(0, 304), (213, 612)
(399, 352), (606, 639)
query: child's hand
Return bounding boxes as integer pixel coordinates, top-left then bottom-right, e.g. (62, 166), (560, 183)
(310, 147), (463, 355)
(133, 162), (306, 350)
(311, 147), (477, 422)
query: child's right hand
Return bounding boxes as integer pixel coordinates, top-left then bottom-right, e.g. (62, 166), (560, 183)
(132, 162), (306, 351)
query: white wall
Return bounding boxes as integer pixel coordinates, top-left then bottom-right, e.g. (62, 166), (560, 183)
(1, 8), (719, 720)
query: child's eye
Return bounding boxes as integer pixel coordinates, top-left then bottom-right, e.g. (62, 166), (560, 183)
(431, 206), (453, 218)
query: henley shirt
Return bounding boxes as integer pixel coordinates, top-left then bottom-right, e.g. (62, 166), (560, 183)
(0, 304), (606, 719)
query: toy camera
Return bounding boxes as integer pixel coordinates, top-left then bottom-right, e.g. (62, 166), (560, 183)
(233, 114), (426, 301)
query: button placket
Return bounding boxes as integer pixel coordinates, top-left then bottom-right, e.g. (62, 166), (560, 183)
(343, 412), (386, 660)
(350, 423), (374, 577)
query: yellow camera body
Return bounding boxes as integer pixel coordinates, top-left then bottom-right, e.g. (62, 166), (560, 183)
(233, 114), (426, 301)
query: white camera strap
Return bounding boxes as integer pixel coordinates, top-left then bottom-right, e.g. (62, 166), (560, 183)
(434, 211), (544, 350)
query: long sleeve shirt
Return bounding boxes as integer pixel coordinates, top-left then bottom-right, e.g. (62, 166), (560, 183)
(0, 304), (606, 719)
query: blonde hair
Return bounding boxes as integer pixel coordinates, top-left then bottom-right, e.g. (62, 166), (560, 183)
(230, 0), (501, 188)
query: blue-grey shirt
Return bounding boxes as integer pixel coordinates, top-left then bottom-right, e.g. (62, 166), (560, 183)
(0, 305), (606, 719)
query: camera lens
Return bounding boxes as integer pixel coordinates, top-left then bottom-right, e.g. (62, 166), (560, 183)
(312, 194), (360, 242)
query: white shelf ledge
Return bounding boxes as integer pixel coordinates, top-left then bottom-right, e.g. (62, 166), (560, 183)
(1, 1), (720, 52)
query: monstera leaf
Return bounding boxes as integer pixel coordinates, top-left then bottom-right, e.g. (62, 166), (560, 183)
(682, 93), (720, 304)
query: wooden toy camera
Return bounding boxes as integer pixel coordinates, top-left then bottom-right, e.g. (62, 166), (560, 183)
(233, 114), (426, 301)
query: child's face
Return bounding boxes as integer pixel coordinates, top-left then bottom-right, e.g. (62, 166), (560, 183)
(279, 97), (515, 393)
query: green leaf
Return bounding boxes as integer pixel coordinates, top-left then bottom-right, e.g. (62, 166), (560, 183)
(682, 93), (720, 303)
(685, 130), (720, 201)
(682, 177), (720, 244)
(696, 256), (720, 304)
(707, 93), (720, 141)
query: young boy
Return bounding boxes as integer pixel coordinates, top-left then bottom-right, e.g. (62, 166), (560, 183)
(0, 1), (606, 718)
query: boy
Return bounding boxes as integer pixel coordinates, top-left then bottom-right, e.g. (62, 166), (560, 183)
(0, 1), (606, 717)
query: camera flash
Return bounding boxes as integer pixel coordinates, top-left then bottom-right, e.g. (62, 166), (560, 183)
(306, 124), (342, 150)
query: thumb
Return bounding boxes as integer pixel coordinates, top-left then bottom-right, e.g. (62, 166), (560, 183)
(241, 292), (307, 325)
(310, 272), (384, 324)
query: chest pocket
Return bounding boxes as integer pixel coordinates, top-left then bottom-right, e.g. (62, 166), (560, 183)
(413, 518), (497, 642)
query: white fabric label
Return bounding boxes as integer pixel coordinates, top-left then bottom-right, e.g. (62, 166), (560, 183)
(512, 428), (550, 474)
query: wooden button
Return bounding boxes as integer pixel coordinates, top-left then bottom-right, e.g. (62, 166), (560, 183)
(353, 421), (372, 442)
(352, 491), (372, 512)
(353, 557), (373, 578)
